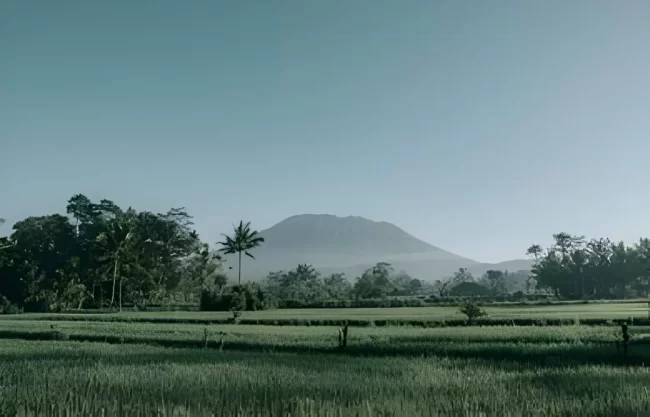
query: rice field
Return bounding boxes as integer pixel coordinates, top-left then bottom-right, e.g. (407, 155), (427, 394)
(0, 305), (649, 416)
(1, 301), (646, 326)
(0, 319), (640, 349)
(1, 337), (650, 417)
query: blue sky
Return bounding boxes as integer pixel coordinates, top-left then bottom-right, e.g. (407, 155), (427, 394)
(1, 0), (649, 263)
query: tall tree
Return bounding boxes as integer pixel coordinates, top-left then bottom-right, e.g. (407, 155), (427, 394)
(266, 264), (324, 301)
(433, 279), (452, 297)
(0, 236), (28, 305)
(529, 233), (650, 299)
(353, 262), (395, 300)
(180, 243), (227, 296)
(96, 208), (136, 311)
(323, 272), (352, 299)
(125, 208), (199, 307)
(526, 244), (543, 261)
(66, 194), (96, 234)
(452, 268), (474, 284)
(585, 238), (612, 297)
(65, 194), (105, 305)
(217, 221), (264, 284)
(9, 215), (78, 310)
(1, 195), (216, 311)
(482, 270), (507, 294)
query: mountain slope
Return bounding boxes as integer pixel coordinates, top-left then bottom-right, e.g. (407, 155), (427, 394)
(465, 259), (534, 277)
(259, 214), (466, 258)
(220, 214), (530, 281)
(221, 214), (476, 280)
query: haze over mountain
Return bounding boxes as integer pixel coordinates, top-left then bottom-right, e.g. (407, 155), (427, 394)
(221, 214), (532, 281)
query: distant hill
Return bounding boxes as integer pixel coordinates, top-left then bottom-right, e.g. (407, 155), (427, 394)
(220, 214), (531, 281)
(316, 258), (533, 283)
(465, 259), (534, 277)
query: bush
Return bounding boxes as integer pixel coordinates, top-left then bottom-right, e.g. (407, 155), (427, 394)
(512, 291), (526, 301)
(277, 297), (428, 309)
(459, 301), (488, 323)
(277, 299), (311, 309)
(200, 283), (273, 312)
(200, 290), (230, 311)
(450, 282), (492, 297)
(0, 295), (22, 315)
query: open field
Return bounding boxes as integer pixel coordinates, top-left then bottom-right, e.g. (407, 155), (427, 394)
(1, 336), (650, 417)
(1, 302), (646, 327)
(0, 319), (647, 358)
(0, 319), (634, 343)
(1, 306), (648, 416)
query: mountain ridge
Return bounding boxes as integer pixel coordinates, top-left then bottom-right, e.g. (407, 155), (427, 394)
(221, 214), (531, 281)
(259, 214), (453, 255)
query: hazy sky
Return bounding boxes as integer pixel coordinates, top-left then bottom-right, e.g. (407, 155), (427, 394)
(2, 0), (649, 263)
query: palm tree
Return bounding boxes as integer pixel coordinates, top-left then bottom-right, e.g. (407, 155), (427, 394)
(96, 210), (136, 311)
(217, 221), (264, 284)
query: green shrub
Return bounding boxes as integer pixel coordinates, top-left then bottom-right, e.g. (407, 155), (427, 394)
(200, 283), (273, 312)
(450, 282), (492, 297)
(459, 301), (488, 323)
(0, 295), (22, 315)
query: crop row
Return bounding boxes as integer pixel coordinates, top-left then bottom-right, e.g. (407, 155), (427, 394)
(2, 339), (650, 417)
(1, 314), (648, 327)
(0, 319), (646, 364)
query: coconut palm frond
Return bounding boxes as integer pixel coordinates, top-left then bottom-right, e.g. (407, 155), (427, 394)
(217, 220), (264, 284)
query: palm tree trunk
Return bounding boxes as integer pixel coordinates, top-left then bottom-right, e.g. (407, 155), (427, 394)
(119, 276), (122, 312)
(238, 251), (242, 285)
(110, 256), (119, 308)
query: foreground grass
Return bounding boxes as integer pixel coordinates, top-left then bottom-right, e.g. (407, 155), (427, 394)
(0, 318), (633, 344)
(1, 302), (645, 327)
(1, 339), (649, 417)
(0, 319), (646, 366)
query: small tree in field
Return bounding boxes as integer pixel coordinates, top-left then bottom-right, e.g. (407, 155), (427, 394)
(459, 300), (487, 323)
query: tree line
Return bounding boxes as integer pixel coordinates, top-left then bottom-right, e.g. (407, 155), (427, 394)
(262, 262), (425, 305)
(1, 194), (525, 313)
(259, 262), (533, 308)
(0, 194), (231, 312)
(526, 233), (650, 299)
(2, 196), (648, 313)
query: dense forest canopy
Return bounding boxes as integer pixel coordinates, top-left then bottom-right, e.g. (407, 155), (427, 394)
(0, 194), (214, 312)
(527, 233), (650, 299)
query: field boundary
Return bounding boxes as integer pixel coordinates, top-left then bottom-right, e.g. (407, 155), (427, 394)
(1, 314), (647, 327)
(1, 328), (648, 367)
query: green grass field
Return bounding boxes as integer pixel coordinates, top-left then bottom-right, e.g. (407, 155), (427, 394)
(1, 301), (646, 324)
(0, 304), (648, 416)
(1, 334), (649, 416)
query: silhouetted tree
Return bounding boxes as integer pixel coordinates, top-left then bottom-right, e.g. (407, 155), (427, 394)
(482, 270), (507, 294)
(96, 208), (136, 311)
(264, 264), (330, 302)
(323, 272), (352, 299)
(353, 262), (395, 300)
(528, 233), (650, 299)
(526, 244), (543, 261)
(217, 221), (264, 284)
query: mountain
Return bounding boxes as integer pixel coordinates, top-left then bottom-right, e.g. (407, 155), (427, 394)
(465, 259), (535, 277)
(220, 214), (531, 281)
(258, 214), (471, 259)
